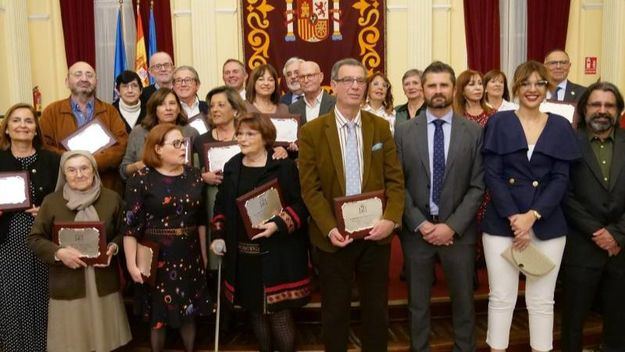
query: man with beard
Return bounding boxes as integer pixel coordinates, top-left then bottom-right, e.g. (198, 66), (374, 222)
(562, 81), (625, 352)
(40, 61), (128, 193)
(222, 58), (248, 99)
(279, 57), (304, 105)
(394, 61), (484, 352)
(141, 51), (175, 105)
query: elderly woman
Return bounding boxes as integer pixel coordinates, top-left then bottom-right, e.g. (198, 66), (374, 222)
(482, 61), (580, 352)
(0, 103), (59, 351)
(113, 70), (146, 132)
(394, 69), (425, 128)
(483, 69), (517, 112)
(119, 87), (199, 180)
(123, 123), (210, 352)
(211, 114), (310, 352)
(245, 64), (290, 115)
(28, 150), (131, 352)
(363, 72), (396, 133)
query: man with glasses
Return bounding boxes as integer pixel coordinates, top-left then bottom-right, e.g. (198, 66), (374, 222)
(172, 65), (208, 127)
(39, 61), (128, 194)
(141, 51), (175, 105)
(562, 82), (625, 352)
(279, 57), (304, 105)
(544, 49), (586, 102)
(289, 60), (336, 124)
(222, 59), (248, 99)
(299, 58), (404, 351)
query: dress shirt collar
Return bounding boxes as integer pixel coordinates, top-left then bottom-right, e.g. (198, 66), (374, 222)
(335, 106), (361, 128)
(425, 108), (453, 125)
(305, 90), (324, 108)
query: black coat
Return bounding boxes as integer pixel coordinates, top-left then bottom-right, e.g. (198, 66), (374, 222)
(212, 152), (310, 312)
(0, 148), (60, 244)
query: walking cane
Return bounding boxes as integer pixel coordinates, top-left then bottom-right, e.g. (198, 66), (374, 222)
(214, 243), (224, 352)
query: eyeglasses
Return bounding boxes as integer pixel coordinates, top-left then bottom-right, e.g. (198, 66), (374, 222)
(587, 102), (617, 110)
(120, 82), (141, 90)
(545, 60), (570, 67)
(65, 165), (93, 176)
(162, 139), (187, 149)
(519, 80), (548, 89)
(150, 63), (174, 71)
(299, 72), (320, 81)
(173, 77), (196, 86)
(335, 77), (367, 86)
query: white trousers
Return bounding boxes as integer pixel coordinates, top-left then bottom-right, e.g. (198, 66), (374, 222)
(483, 232), (566, 351)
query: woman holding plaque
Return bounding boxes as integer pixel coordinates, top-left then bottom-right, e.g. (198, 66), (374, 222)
(481, 61), (580, 352)
(211, 114), (310, 352)
(28, 150), (131, 352)
(0, 103), (59, 351)
(244, 64), (290, 116)
(362, 72), (396, 133)
(123, 123), (211, 352)
(119, 87), (199, 180)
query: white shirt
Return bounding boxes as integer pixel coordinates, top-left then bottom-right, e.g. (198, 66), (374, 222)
(181, 96), (200, 118)
(335, 107), (364, 191)
(304, 90), (324, 122)
(547, 80), (568, 101)
(362, 103), (396, 134)
(498, 99), (518, 112)
(239, 89), (246, 100)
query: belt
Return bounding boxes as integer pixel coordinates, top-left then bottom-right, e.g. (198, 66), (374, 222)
(238, 242), (261, 255)
(427, 214), (441, 223)
(145, 226), (197, 236)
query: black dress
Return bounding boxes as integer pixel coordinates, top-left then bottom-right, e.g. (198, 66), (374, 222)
(122, 165), (211, 328)
(0, 150), (59, 352)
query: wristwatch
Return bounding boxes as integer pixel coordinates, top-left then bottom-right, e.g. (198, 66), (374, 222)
(531, 210), (542, 220)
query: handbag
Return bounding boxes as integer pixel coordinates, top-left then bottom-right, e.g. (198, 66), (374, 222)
(501, 242), (555, 277)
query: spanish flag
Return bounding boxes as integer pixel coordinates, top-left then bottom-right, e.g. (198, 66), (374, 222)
(135, 3), (149, 87)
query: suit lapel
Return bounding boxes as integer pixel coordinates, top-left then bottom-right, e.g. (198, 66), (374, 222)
(361, 112), (373, 187)
(445, 116), (463, 176)
(580, 133), (608, 190)
(324, 112), (346, 195)
(415, 115), (431, 179)
(609, 130), (625, 190)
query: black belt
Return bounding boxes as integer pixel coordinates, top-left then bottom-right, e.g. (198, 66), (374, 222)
(427, 214), (441, 223)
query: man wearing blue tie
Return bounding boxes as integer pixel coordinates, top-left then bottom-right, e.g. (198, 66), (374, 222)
(394, 61), (485, 352)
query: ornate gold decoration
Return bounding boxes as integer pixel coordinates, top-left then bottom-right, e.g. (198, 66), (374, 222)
(245, 0), (275, 69)
(353, 0), (382, 73)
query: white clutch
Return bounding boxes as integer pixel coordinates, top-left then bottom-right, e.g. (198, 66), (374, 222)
(501, 242), (556, 277)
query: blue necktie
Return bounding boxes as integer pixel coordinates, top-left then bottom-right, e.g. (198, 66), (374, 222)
(345, 121), (361, 196)
(432, 119), (445, 206)
(553, 86), (561, 101)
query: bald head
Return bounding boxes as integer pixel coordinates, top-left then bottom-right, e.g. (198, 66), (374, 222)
(148, 52), (175, 87)
(66, 61), (97, 99)
(298, 61), (324, 99)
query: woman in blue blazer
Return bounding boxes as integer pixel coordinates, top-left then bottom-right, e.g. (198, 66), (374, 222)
(481, 61), (580, 352)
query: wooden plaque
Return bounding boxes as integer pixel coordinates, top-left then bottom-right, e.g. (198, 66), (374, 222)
(334, 190), (386, 239)
(60, 118), (117, 154)
(202, 141), (241, 172)
(0, 171), (32, 211)
(52, 221), (107, 265)
(235, 178), (285, 239)
(136, 240), (160, 287)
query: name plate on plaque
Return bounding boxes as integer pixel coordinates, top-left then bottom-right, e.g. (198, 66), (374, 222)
(52, 221), (107, 265)
(334, 190), (386, 239)
(0, 171), (32, 211)
(61, 119), (117, 154)
(236, 178), (284, 239)
(202, 141), (241, 172)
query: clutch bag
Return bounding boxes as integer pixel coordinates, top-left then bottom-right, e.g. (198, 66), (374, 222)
(501, 242), (556, 277)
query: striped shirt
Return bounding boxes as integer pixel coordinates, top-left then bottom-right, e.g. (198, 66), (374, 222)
(334, 107), (364, 194)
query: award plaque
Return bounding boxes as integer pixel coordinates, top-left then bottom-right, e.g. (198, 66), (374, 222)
(202, 141), (241, 172)
(540, 100), (577, 124)
(183, 137), (192, 165)
(334, 190), (386, 239)
(236, 178), (285, 239)
(0, 171), (32, 211)
(188, 116), (209, 135)
(136, 240), (160, 286)
(61, 119), (117, 154)
(267, 114), (300, 146)
(52, 221), (107, 265)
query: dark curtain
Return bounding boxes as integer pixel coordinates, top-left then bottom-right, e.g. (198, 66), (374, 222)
(463, 0), (500, 73)
(59, 0), (96, 68)
(527, 0), (571, 61)
(133, 0), (174, 62)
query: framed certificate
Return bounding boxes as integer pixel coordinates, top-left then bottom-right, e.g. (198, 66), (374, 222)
(334, 190), (386, 239)
(61, 118), (117, 154)
(52, 221), (108, 265)
(202, 141), (241, 172)
(540, 100), (577, 124)
(236, 178), (285, 239)
(136, 240), (160, 286)
(267, 114), (301, 146)
(188, 116), (209, 135)
(0, 171), (32, 211)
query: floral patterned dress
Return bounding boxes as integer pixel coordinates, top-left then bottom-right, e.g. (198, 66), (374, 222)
(122, 165), (211, 328)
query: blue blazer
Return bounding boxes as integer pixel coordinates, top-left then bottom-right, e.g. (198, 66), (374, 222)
(482, 110), (580, 239)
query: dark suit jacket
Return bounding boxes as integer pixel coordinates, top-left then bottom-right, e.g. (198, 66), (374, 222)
(280, 91), (302, 105)
(289, 91), (336, 124)
(299, 110), (404, 253)
(140, 84), (157, 107)
(563, 128), (625, 271)
(563, 80), (587, 103)
(394, 111), (484, 243)
(482, 110), (580, 239)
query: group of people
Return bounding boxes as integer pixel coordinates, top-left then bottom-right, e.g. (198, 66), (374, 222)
(0, 47), (623, 352)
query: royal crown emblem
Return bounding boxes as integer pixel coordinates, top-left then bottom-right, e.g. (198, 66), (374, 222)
(285, 0), (342, 42)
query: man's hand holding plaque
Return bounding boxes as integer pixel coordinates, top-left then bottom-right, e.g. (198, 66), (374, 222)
(53, 222), (108, 266)
(236, 178), (285, 239)
(333, 190), (387, 240)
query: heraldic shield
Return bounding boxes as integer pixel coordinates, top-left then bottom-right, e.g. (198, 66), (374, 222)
(285, 0), (342, 42)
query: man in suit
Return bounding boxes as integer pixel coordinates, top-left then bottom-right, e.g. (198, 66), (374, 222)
(544, 49), (586, 103)
(299, 58), (404, 352)
(289, 60), (336, 124)
(172, 65), (208, 127)
(222, 58), (248, 99)
(140, 51), (175, 106)
(562, 81), (625, 352)
(279, 56), (304, 105)
(394, 61), (484, 352)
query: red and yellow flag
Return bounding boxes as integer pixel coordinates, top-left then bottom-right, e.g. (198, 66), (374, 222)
(135, 4), (149, 87)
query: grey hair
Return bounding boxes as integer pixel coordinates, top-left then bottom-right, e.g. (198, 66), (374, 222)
(174, 65), (201, 84)
(331, 58), (366, 80)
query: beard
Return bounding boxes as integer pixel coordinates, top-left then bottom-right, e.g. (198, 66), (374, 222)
(586, 112), (615, 133)
(425, 93), (452, 109)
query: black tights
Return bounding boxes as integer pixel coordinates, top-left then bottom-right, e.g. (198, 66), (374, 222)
(250, 310), (296, 352)
(150, 320), (196, 352)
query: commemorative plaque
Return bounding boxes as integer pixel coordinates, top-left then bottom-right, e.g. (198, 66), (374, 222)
(268, 114), (300, 146)
(61, 119), (116, 154)
(136, 240), (160, 286)
(202, 141), (241, 172)
(0, 171), (32, 211)
(52, 221), (107, 265)
(334, 190), (386, 239)
(236, 178), (284, 239)
(188, 116), (209, 135)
